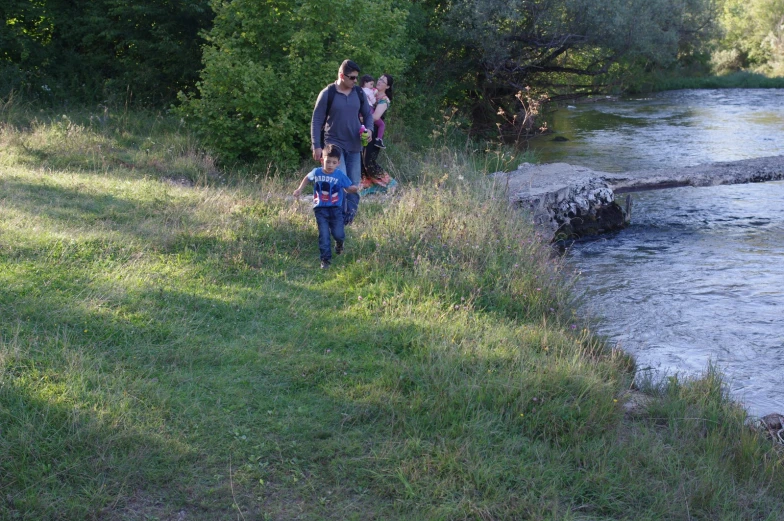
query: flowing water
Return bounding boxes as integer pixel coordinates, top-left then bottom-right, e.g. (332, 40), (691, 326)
(529, 89), (784, 416)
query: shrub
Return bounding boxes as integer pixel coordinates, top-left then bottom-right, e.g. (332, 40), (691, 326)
(710, 48), (746, 75)
(179, 0), (412, 165)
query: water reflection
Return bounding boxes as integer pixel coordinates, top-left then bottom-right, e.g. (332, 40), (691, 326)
(534, 90), (784, 416)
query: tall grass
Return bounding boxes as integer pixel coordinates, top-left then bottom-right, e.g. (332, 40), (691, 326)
(1, 97), (783, 520)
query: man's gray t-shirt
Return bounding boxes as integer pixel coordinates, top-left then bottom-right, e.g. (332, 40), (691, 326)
(311, 83), (375, 154)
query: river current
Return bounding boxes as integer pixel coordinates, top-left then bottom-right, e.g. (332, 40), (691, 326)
(530, 89), (784, 416)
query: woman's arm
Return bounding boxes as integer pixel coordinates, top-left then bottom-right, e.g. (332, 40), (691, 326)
(372, 100), (388, 122)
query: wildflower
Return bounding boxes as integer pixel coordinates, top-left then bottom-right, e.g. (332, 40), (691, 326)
(571, 324), (577, 330)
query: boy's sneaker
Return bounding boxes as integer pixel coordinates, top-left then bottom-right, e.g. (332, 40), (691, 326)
(374, 138), (386, 149)
(335, 241), (344, 255)
(320, 259), (331, 269)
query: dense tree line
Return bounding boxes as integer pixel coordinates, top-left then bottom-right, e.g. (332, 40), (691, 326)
(180, 0), (722, 162)
(713, 0), (784, 75)
(0, 0), (211, 104)
(3, 0), (780, 162)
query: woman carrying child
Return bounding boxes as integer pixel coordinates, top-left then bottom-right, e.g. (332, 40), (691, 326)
(360, 73), (397, 194)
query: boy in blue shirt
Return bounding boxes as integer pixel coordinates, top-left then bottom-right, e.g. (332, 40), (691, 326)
(293, 144), (359, 269)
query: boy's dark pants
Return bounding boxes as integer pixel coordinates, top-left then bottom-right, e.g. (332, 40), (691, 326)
(314, 206), (345, 261)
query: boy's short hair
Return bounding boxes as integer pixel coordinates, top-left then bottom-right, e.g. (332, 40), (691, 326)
(361, 74), (374, 85)
(323, 144), (342, 160)
(339, 59), (360, 75)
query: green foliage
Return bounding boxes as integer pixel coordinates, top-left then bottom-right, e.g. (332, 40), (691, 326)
(179, 0), (412, 164)
(0, 0), (53, 94)
(0, 0), (212, 103)
(711, 48), (747, 74)
(714, 0), (784, 74)
(407, 0), (718, 137)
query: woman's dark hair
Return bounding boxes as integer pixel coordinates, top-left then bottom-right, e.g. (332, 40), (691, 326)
(380, 74), (394, 100)
(323, 144), (342, 159)
(360, 74), (375, 85)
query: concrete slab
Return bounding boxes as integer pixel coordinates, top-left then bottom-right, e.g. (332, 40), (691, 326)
(498, 155), (784, 240)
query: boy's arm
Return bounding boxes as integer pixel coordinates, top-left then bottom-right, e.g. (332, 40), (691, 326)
(293, 175), (311, 197)
(341, 174), (359, 194)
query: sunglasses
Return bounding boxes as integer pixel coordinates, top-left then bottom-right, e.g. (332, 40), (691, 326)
(344, 74), (359, 81)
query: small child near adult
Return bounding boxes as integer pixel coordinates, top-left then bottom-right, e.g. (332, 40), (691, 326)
(361, 74), (387, 149)
(293, 144), (359, 269)
(360, 75), (377, 106)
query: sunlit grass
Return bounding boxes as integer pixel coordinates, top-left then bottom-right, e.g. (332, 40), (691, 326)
(1, 100), (783, 520)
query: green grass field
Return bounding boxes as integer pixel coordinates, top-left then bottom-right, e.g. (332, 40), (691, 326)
(1, 102), (783, 520)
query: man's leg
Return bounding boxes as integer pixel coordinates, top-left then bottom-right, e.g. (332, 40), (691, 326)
(314, 208), (332, 265)
(339, 151), (362, 224)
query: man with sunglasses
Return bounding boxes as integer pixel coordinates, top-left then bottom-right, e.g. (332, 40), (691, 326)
(311, 59), (374, 225)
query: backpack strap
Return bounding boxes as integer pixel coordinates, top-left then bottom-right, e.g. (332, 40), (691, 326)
(325, 84), (337, 117)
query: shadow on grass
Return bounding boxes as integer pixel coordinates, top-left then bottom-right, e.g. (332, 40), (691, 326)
(0, 376), (194, 520)
(2, 177), (141, 226)
(0, 254), (428, 518)
(0, 167), (669, 519)
(0, 259), (344, 516)
(4, 217), (780, 519)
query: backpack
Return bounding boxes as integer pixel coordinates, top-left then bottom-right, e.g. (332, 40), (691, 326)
(321, 84), (366, 146)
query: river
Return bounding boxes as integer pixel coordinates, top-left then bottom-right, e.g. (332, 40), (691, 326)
(530, 89), (784, 417)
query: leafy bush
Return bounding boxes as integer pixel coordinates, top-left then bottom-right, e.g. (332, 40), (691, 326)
(179, 0), (413, 164)
(711, 48), (746, 74)
(0, 0), (212, 104)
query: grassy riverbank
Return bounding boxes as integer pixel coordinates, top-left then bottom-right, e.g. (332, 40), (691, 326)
(1, 104), (783, 520)
(635, 70), (784, 93)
